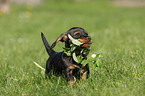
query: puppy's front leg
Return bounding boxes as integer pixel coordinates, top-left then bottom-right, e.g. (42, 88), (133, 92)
(82, 64), (90, 79)
(66, 68), (76, 85)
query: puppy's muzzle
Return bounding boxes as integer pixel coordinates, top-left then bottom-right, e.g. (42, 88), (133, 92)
(78, 36), (92, 48)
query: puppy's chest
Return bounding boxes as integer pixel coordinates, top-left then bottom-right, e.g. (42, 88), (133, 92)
(62, 55), (79, 67)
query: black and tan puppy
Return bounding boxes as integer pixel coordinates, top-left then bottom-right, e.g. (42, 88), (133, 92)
(51, 27), (92, 60)
(41, 27), (92, 84)
(51, 27), (92, 49)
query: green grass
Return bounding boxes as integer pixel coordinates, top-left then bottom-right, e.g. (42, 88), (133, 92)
(0, 1), (145, 96)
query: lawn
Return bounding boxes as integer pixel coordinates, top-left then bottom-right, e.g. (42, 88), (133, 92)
(0, 1), (145, 96)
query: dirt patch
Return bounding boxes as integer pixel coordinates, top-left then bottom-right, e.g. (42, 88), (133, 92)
(114, 0), (145, 7)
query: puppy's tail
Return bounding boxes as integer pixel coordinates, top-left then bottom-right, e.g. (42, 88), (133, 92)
(41, 32), (56, 56)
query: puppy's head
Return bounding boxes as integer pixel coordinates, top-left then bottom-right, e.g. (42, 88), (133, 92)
(51, 27), (92, 49)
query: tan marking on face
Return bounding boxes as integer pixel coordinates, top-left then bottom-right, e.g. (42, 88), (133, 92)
(78, 37), (88, 43)
(74, 31), (81, 34)
(90, 40), (92, 44)
(78, 37), (92, 44)
(81, 44), (90, 48)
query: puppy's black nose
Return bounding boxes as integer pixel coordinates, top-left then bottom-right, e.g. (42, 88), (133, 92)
(87, 36), (91, 42)
(82, 31), (88, 37)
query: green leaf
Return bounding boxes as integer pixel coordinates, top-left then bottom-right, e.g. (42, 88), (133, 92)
(64, 52), (71, 56)
(76, 55), (83, 63)
(72, 52), (78, 63)
(82, 53), (103, 67)
(68, 34), (83, 46)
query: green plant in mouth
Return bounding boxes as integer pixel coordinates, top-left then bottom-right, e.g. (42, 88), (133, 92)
(63, 34), (103, 67)
(63, 46), (102, 67)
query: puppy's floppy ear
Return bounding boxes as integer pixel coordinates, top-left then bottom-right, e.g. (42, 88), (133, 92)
(51, 33), (68, 48)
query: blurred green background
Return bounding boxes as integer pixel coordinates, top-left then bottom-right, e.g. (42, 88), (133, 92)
(0, 0), (145, 96)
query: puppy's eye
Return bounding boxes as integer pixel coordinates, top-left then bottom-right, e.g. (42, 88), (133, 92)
(74, 32), (81, 38)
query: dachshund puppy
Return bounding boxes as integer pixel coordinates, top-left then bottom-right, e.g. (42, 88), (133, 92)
(51, 27), (92, 49)
(41, 27), (92, 84)
(51, 27), (92, 60)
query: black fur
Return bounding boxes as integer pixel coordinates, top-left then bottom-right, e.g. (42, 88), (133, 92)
(41, 32), (90, 82)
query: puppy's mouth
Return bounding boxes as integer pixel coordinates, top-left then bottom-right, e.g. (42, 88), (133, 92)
(68, 34), (92, 48)
(68, 34), (92, 60)
(78, 37), (92, 48)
